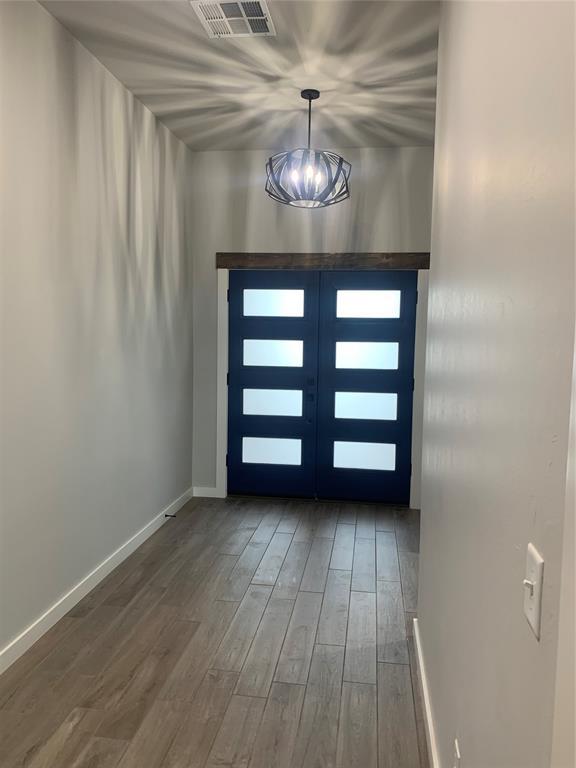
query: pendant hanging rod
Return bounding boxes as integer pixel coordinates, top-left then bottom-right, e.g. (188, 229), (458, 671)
(301, 88), (320, 150)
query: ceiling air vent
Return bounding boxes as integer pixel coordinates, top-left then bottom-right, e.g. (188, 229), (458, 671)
(191, 0), (276, 38)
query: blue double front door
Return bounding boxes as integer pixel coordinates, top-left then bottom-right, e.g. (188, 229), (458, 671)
(227, 269), (417, 504)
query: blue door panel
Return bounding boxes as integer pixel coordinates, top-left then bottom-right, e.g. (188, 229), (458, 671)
(227, 269), (417, 504)
(315, 270), (417, 503)
(227, 270), (319, 498)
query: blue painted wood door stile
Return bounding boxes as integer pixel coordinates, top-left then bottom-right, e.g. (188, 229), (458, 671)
(227, 269), (417, 504)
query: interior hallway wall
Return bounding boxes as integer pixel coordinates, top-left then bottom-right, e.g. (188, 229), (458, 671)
(419, 2), (575, 766)
(551, 317), (575, 768)
(189, 147), (434, 502)
(0, 2), (194, 668)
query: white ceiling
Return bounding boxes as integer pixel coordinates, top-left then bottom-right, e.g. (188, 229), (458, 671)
(43, 0), (440, 151)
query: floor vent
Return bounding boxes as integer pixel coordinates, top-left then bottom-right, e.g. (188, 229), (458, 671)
(191, 0), (276, 38)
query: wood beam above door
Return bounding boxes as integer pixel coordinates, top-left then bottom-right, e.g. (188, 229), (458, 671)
(216, 253), (430, 271)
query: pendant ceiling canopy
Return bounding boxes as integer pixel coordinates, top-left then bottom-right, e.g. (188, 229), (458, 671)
(265, 89), (351, 209)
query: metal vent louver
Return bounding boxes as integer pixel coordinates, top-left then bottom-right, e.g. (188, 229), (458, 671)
(191, 0), (276, 38)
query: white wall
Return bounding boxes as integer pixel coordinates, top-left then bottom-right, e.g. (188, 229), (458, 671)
(551, 323), (575, 768)
(0, 2), (194, 668)
(419, 2), (575, 767)
(189, 147), (434, 502)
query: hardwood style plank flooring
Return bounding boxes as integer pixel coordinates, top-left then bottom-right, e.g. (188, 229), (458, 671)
(378, 663), (420, 768)
(272, 540), (311, 600)
(291, 643), (344, 768)
(248, 682), (305, 768)
(377, 581), (409, 665)
(274, 592), (322, 685)
(343, 591), (377, 684)
(398, 551), (419, 613)
(252, 532), (293, 586)
(376, 531), (401, 581)
(234, 597), (294, 697)
(0, 498), (428, 768)
(330, 524), (355, 570)
(212, 585), (273, 672)
(299, 538), (333, 593)
(316, 570), (351, 647)
(336, 682), (378, 768)
(351, 537), (376, 593)
(204, 694), (265, 768)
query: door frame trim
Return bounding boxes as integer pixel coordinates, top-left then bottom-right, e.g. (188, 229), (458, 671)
(192, 268), (230, 499)
(201, 265), (427, 504)
(215, 267), (230, 498)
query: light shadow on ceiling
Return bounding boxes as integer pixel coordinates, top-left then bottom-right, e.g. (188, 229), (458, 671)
(43, 0), (440, 151)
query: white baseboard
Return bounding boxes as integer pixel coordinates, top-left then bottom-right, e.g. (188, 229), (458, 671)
(0, 486), (193, 676)
(413, 617), (441, 768)
(193, 486), (226, 498)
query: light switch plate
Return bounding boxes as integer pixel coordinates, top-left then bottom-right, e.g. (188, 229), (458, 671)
(524, 543), (544, 639)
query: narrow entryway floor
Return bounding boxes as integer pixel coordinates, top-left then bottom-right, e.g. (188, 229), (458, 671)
(0, 498), (428, 768)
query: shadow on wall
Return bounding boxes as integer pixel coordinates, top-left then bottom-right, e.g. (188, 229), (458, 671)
(194, 146), (433, 254)
(1, 0), (195, 653)
(46, 36), (193, 372)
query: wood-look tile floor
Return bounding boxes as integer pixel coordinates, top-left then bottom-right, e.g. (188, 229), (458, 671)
(0, 498), (429, 768)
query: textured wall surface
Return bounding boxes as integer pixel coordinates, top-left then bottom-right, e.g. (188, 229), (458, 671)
(0, 2), (194, 654)
(419, 2), (575, 766)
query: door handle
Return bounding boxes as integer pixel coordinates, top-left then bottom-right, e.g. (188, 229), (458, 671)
(307, 393), (315, 402)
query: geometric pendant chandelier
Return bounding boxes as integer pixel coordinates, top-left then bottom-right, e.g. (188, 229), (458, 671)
(265, 89), (351, 208)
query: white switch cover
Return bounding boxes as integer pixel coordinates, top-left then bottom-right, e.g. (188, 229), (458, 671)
(524, 543), (544, 639)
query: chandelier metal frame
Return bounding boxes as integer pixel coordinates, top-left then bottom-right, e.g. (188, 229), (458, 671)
(265, 89), (351, 209)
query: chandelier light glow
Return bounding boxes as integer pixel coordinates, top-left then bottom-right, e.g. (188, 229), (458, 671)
(265, 89), (351, 208)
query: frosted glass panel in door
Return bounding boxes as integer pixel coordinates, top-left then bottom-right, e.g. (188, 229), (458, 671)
(243, 289), (305, 317)
(242, 437), (302, 465)
(333, 441), (396, 470)
(243, 340), (303, 367)
(335, 341), (399, 369)
(335, 392), (397, 420)
(243, 389), (303, 417)
(336, 290), (401, 318)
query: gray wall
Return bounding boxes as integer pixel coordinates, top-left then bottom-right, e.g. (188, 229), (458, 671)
(419, 2), (575, 766)
(0, 2), (194, 660)
(190, 147), (434, 498)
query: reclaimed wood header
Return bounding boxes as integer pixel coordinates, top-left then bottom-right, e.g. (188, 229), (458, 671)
(216, 252), (430, 271)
